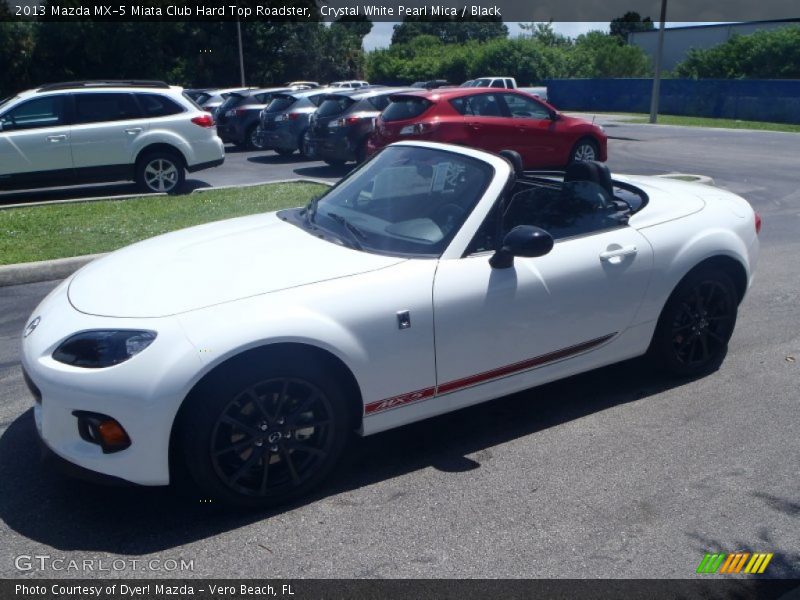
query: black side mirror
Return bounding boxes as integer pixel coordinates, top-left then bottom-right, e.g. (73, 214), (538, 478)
(490, 226), (554, 269)
(549, 111), (561, 121)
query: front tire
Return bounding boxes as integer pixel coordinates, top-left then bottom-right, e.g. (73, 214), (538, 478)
(648, 267), (738, 377)
(136, 151), (185, 194)
(568, 138), (599, 164)
(180, 357), (352, 509)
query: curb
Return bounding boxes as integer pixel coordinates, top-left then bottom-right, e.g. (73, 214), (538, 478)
(0, 253), (106, 288)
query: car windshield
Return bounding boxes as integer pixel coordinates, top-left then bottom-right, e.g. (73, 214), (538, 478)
(472, 78), (492, 87)
(287, 145), (494, 258)
(266, 95), (296, 113)
(0, 96), (17, 112)
(382, 97), (432, 122)
(219, 93), (245, 111)
(317, 96), (354, 117)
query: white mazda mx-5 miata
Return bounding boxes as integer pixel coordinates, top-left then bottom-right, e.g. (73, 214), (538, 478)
(21, 141), (760, 508)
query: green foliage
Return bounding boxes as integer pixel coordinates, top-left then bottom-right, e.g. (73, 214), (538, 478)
(569, 31), (651, 78)
(366, 29), (649, 85)
(674, 26), (800, 79)
(391, 16), (507, 46)
(0, 22), (36, 95)
(518, 21), (571, 48)
(609, 12), (654, 42)
(0, 20), (371, 96)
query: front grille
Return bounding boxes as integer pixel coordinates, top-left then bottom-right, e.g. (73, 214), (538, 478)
(22, 367), (42, 404)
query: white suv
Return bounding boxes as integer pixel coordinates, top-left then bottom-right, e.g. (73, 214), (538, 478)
(0, 81), (225, 194)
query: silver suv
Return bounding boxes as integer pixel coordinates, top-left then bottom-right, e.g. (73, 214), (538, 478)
(0, 80), (225, 194)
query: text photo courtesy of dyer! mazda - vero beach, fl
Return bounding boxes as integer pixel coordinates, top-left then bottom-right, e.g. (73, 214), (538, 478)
(0, 0), (799, 598)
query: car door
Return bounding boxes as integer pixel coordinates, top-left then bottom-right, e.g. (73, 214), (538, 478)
(450, 93), (511, 154)
(0, 95), (73, 187)
(433, 182), (654, 404)
(69, 92), (148, 180)
(497, 92), (560, 168)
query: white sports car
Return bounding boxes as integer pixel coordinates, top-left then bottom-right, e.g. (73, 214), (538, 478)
(21, 141), (760, 508)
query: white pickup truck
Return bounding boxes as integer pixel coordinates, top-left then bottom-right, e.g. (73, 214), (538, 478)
(461, 77), (517, 89)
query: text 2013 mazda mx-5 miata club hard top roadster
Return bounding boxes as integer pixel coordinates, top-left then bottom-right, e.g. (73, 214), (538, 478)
(21, 142), (760, 508)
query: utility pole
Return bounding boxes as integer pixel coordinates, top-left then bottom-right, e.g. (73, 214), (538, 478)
(649, 0), (668, 124)
(236, 19), (245, 86)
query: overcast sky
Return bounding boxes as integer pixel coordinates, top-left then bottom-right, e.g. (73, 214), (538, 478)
(362, 21), (726, 50)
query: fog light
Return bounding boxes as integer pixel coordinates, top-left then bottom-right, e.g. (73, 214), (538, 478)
(73, 411), (131, 453)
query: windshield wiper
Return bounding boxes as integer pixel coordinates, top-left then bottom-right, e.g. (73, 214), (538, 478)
(326, 212), (366, 251)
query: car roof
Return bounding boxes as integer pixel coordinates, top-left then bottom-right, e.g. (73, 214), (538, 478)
(349, 86), (415, 100)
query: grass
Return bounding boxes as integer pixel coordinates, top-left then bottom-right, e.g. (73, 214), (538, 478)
(618, 114), (800, 133)
(0, 182), (327, 265)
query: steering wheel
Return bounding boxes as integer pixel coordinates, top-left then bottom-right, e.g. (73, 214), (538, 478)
(432, 203), (466, 234)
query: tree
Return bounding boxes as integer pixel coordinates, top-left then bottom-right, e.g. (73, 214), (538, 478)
(569, 31), (650, 77)
(674, 26), (800, 79)
(0, 22), (36, 95)
(391, 16), (507, 46)
(610, 12), (654, 43)
(518, 21), (571, 48)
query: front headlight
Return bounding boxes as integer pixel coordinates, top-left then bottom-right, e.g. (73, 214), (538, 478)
(52, 330), (157, 368)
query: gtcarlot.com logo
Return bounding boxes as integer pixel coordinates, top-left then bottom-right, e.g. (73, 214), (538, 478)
(14, 554), (194, 573)
(697, 552), (774, 574)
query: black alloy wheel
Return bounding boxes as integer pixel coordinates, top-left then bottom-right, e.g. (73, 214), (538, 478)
(650, 268), (738, 376)
(181, 359), (351, 509)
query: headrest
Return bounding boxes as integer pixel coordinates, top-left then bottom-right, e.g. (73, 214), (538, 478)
(499, 149), (524, 179)
(564, 161), (612, 195)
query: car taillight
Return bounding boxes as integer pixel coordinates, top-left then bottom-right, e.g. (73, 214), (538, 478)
(275, 112), (301, 122)
(755, 212), (762, 235)
(191, 114), (215, 128)
(399, 122), (438, 135)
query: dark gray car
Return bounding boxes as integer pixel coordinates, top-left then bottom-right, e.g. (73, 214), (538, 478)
(215, 87), (293, 149)
(305, 87), (415, 165)
(256, 88), (333, 156)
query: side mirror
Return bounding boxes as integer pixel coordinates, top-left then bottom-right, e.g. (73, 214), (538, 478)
(549, 111), (561, 121)
(490, 226), (554, 269)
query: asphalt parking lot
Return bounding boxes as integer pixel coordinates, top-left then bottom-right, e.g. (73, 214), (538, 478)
(0, 121), (798, 579)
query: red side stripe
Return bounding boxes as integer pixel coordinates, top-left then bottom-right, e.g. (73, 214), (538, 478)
(364, 333), (616, 416)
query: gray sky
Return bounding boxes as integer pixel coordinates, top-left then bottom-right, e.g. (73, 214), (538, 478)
(362, 21), (726, 50)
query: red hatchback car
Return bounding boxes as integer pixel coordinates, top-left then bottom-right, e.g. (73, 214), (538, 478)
(367, 88), (607, 169)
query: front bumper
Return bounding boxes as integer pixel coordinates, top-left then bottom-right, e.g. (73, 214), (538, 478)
(21, 280), (202, 486)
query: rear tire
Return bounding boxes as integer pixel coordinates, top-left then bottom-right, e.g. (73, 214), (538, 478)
(244, 126), (266, 151)
(135, 151), (185, 194)
(180, 356), (351, 510)
(648, 267), (738, 377)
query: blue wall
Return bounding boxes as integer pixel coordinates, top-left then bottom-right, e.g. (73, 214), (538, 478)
(547, 79), (800, 125)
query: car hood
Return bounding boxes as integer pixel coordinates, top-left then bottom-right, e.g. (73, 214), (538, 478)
(68, 212), (406, 318)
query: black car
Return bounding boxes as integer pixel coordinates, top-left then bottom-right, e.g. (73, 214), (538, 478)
(257, 87), (332, 156)
(215, 87), (292, 149)
(305, 87), (415, 166)
(411, 80), (451, 89)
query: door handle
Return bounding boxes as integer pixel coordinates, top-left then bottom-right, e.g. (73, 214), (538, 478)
(46, 135), (66, 143)
(468, 122), (482, 130)
(599, 245), (638, 262)
(124, 128), (143, 135)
